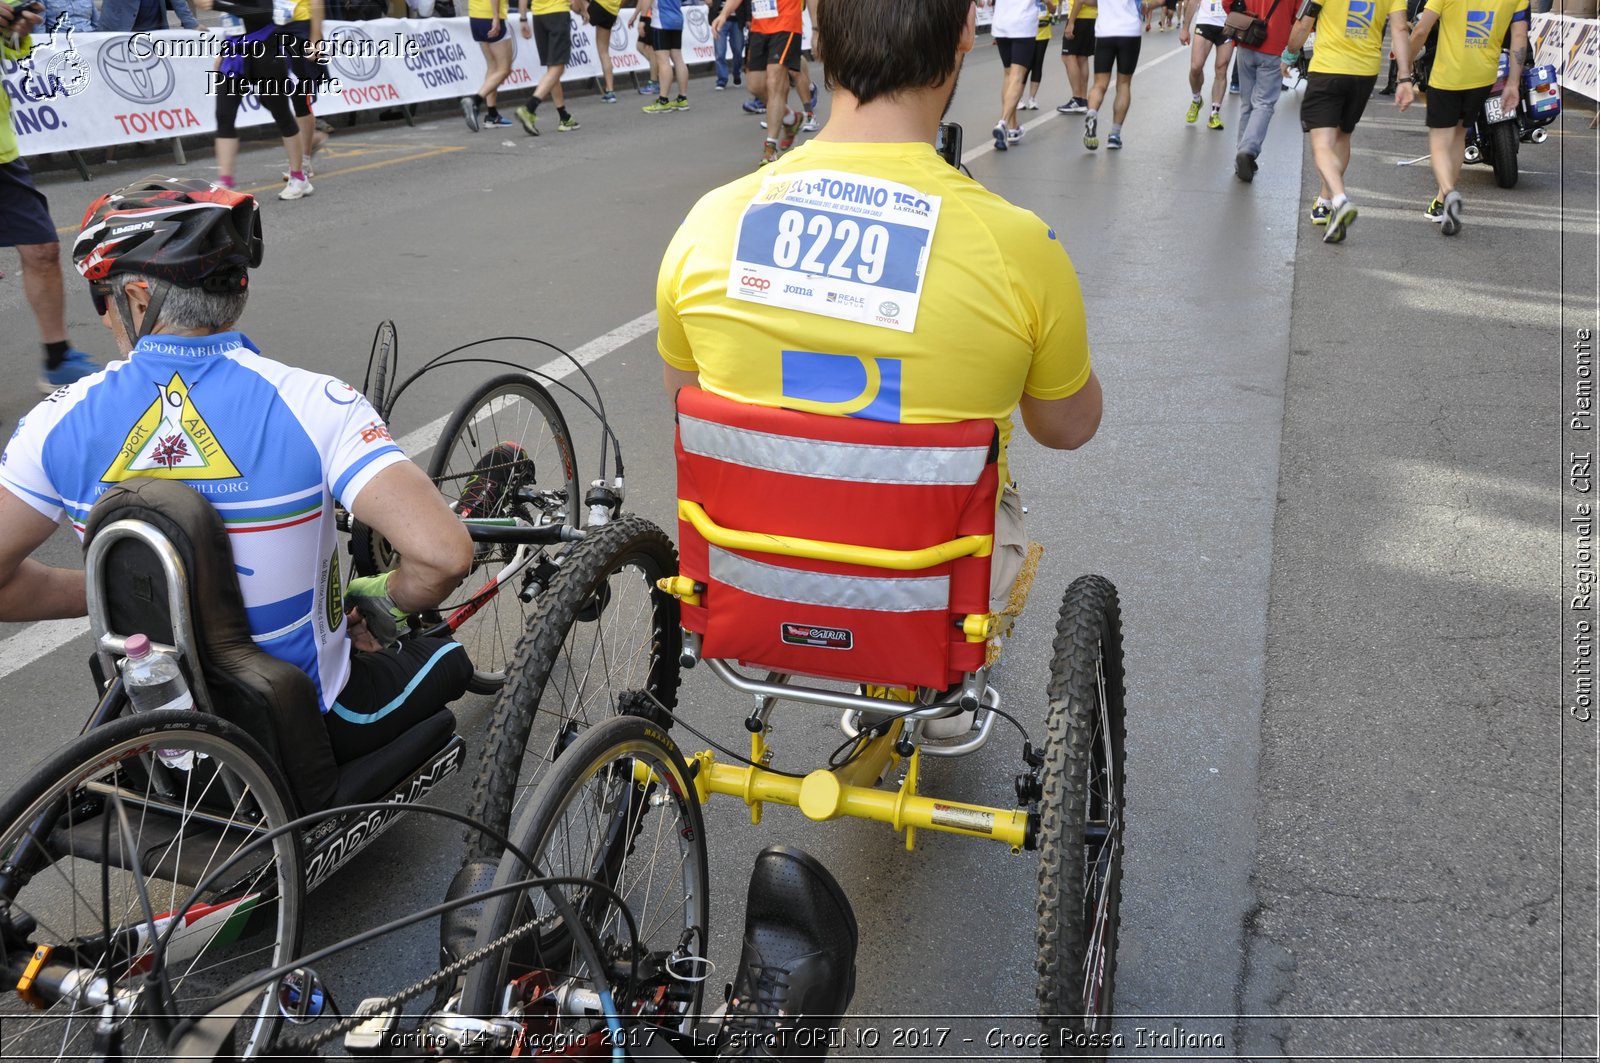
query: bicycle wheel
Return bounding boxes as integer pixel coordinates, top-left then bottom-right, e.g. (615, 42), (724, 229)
(427, 373), (582, 694)
(466, 516), (681, 857)
(0, 710), (304, 1060)
(365, 319), (397, 420)
(458, 714), (709, 1038)
(1036, 574), (1126, 1058)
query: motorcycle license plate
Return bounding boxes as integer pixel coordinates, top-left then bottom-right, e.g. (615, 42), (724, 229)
(1484, 96), (1512, 123)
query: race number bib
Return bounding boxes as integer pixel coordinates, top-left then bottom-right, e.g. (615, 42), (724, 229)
(727, 170), (941, 333)
(751, 0), (778, 18)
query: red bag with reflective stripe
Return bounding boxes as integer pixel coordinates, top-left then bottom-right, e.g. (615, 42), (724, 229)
(674, 387), (998, 690)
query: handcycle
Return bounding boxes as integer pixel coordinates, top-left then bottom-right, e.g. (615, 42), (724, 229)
(0, 325), (673, 1059)
(466, 385), (1128, 1054)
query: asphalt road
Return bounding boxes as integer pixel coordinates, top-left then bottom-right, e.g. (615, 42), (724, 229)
(0, 26), (1595, 1061)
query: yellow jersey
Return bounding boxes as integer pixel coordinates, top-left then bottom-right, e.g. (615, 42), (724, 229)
(470, 0), (509, 17)
(529, 0), (570, 14)
(593, 0), (622, 12)
(1309, 0), (1405, 75)
(656, 140), (1092, 492)
(1423, 0), (1529, 89)
(1038, 0), (1055, 39)
(1078, 2), (1099, 19)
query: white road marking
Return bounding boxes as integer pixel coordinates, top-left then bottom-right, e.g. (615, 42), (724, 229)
(0, 311), (661, 683)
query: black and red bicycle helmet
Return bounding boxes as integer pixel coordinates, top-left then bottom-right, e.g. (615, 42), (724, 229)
(73, 175), (264, 337)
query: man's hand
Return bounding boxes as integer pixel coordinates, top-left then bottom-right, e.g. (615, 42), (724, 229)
(0, 3), (45, 36)
(345, 572), (405, 650)
(1064, 17), (1076, 38)
(1179, 25), (1189, 44)
(711, 12), (725, 32)
(520, 19), (531, 36)
(346, 607), (386, 653)
(1395, 80), (1415, 110)
(1499, 82), (1520, 114)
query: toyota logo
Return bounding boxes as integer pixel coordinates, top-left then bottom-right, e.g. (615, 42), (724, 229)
(327, 27), (381, 83)
(686, 6), (710, 43)
(878, 301), (901, 316)
(95, 36), (176, 105)
(610, 20), (630, 51)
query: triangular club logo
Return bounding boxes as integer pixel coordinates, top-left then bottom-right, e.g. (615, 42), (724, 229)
(102, 372), (243, 482)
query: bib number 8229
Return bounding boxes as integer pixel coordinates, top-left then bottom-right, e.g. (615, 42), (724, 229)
(771, 209), (891, 284)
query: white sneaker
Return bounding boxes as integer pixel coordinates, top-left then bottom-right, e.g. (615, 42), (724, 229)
(280, 161), (315, 182)
(801, 112), (819, 132)
(759, 119), (768, 129)
(1006, 124), (1024, 143)
(1021, 96), (1039, 110)
(279, 177), (314, 200)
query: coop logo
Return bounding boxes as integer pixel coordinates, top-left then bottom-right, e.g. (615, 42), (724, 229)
(686, 5), (711, 43)
(740, 275), (773, 291)
(17, 19), (92, 99)
(1344, 0), (1374, 36)
(96, 35), (176, 104)
(328, 26), (381, 82)
(1465, 9), (1495, 44)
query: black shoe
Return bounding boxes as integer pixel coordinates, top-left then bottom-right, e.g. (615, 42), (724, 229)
(1234, 149), (1258, 182)
(457, 441), (531, 519)
(1377, 82), (1396, 95)
(717, 847), (858, 1059)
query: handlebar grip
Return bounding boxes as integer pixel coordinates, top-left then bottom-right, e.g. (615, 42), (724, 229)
(462, 523), (585, 546)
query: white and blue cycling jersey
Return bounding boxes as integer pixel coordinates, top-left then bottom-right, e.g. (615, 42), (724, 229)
(0, 332), (408, 713)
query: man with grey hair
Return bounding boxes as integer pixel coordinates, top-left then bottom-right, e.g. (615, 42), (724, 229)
(0, 176), (473, 762)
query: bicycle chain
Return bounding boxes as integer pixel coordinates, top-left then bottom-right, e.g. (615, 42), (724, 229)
(283, 914), (547, 1052)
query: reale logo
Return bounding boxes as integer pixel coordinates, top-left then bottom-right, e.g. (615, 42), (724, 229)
(96, 35), (175, 104)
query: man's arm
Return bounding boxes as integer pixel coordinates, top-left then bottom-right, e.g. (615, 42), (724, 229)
(0, 489), (85, 623)
(1284, 13), (1316, 56)
(348, 462), (472, 613)
(1502, 16), (1528, 109)
(712, 0), (740, 31)
(1408, 7), (1438, 56)
(1019, 372), (1103, 451)
(1388, 7), (1416, 108)
(663, 364), (699, 397)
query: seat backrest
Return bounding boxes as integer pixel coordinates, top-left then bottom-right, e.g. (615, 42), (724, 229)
(83, 479), (339, 813)
(674, 387), (998, 691)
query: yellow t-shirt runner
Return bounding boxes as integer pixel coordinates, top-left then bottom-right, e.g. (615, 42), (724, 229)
(1309, 0), (1406, 75)
(1423, 0), (1529, 89)
(0, 35), (32, 165)
(529, 0), (570, 14)
(656, 139), (1092, 493)
(1037, 0), (1055, 40)
(469, 0), (509, 17)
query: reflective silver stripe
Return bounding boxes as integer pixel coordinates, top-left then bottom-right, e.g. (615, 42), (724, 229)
(710, 547), (949, 613)
(680, 415), (989, 486)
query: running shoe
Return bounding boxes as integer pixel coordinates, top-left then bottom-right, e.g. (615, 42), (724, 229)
(37, 349), (100, 395)
(1323, 201), (1357, 243)
(1207, 109), (1224, 130)
(761, 139), (780, 165)
(1007, 124), (1025, 143)
(1107, 131), (1122, 149)
(1083, 114), (1098, 150)
(642, 98), (674, 114)
(714, 81), (727, 90)
(485, 112), (513, 126)
(1186, 98), (1201, 123)
(993, 121), (1009, 151)
(558, 115), (580, 131)
(732, 70), (742, 85)
(802, 112), (819, 132)
(808, 83), (817, 112)
(1229, 79), (1240, 94)
(515, 105), (539, 135)
(600, 91), (618, 103)
(280, 160), (316, 182)
(1021, 95), (1039, 110)
(638, 79), (660, 95)
(1423, 197), (1445, 222)
(672, 96), (690, 111)
(778, 109), (803, 150)
(461, 95), (482, 131)
(279, 177), (314, 200)
(759, 119), (768, 128)
(1309, 201), (1331, 225)
(1440, 190), (1463, 235)
(742, 98), (766, 114)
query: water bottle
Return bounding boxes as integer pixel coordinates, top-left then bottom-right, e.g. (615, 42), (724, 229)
(122, 634), (198, 770)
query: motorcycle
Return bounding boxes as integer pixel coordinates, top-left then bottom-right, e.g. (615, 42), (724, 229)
(1419, 46), (1563, 189)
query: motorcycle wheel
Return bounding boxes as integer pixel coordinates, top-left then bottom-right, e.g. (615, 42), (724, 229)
(1489, 119), (1519, 188)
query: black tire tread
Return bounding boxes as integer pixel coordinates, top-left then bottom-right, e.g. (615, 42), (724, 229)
(464, 515), (681, 858)
(1489, 118), (1519, 188)
(1036, 574), (1127, 1056)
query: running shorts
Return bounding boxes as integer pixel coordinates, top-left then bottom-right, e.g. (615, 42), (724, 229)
(652, 26), (683, 49)
(1196, 22), (1226, 44)
(587, 0), (617, 28)
(531, 11), (572, 66)
(470, 16), (508, 40)
(1301, 72), (1377, 132)
(1062, 16), (1095, 56)
(995, 36), (1034, 66)
(1425, 83), (1492, 128)
(1093, 34), (1140, 75)
(0, 160), (56, 248)
(746, 29), (802, 71)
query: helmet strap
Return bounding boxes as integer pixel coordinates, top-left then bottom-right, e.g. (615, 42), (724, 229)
(111, 277), (173, 344)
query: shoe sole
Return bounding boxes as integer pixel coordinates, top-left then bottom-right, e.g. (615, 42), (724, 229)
(1441, 205), (1461, 235)
(1107, 138), (1122, 149)
(1235, 152), (1255, 182)
(1323, 207), (1356, 243)
(993, 126), (1008, 151)
(462, 98), (480, 131)
(516, 114), (538, 136)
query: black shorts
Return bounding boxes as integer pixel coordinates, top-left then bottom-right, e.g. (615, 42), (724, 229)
(324, 638), (472, 764)
(995, 36), (1034, 66)
(587, 1), (617, 28)
(470, 16), (509, 41)
(0, 159), (55, 248)
(746, 29), (802, 71)
(1062, 16), (1095, 55)
(1093, 34), (1140, 75)
(1425, 83), (1492, 128)
(1196, 22), (1226, 44)
(1301, 71), (1376, 131)
(277, 25), (324, 113)
(652, 25), (682, 49)
(532, 11), (572, 67)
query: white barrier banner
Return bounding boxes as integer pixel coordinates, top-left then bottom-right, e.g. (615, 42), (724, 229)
(976, 0), (995, 26)
(1532, 13), (1600, 101)
(6, 9), (739, 158)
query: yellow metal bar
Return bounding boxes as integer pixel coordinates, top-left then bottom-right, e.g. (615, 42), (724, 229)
(677, 500), (992, 571)
(700, 758), (1030, 850)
